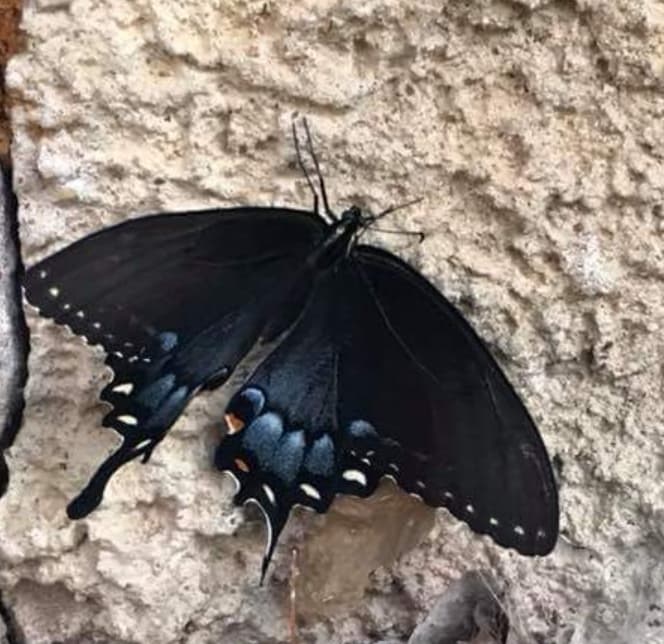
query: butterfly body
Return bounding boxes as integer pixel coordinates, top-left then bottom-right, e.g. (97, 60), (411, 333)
(23, 188), (558, 582)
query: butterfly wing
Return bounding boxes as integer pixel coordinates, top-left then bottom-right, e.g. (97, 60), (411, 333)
(348, 245), (559, 555)
(24, 207), (326, 517)
(215, 246), (557, 579)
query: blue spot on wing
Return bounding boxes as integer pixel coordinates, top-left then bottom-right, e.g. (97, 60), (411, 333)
(228, 387), (266, 425)
(136, 374), (176, 408)
(158, 331), (178, 351)
(271, 430), (305, 484)
(242, 413), (284, 468)
(348, 420), (377, 438)
(148, 385), (189, 428)
(304, 434), (335, 476)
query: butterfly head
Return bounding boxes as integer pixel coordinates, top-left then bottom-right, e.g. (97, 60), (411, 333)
(340, 206), (365, 227)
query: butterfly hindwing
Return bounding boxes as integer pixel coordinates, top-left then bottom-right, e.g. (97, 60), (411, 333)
(214, 266), (386, 580)
(214, 246), (558, 578)
(24, 208), (326, 518)
(352, 245), (559, 555)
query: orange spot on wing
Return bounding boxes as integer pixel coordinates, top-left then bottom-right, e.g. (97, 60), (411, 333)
(234, 458), (250, 473)
(225, 413), (245, 434)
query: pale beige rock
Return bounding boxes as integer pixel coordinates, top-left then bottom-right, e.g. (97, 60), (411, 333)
(2, 0), (664, 643)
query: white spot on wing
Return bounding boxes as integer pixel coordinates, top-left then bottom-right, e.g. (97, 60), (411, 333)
(416, 480), (425, 489)
(300, 483), (321, 501)
(38, 270), (47, 279)
(489, 517), (500, 527)
(93, 322), (101, 329)
(76, 310), (85, 318)
(361, 458), (371, 465)
(48, 287), (59, 298)
(465, 504), (475, 514)
(388, 463), (399, 473)
(245, 499), (273, 574)
(536, 528), (547, 539)
(117, 414), (138, 426)
(343, 469), (367, 486)
(112, 383), (134, 395)
(262, 484), (276, 505)
(62, 303), (71, 311)
(514, 525), (525, 536)
(444, 491), (454, 500)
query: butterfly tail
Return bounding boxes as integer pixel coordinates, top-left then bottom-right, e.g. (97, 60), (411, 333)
(68, 380), (194, 518)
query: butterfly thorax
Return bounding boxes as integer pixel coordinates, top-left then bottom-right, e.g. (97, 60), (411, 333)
(308, 206), (365, 271)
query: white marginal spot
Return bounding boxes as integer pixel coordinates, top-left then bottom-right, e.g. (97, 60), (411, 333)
(388, 463), (400, 473)
(142, 358), (151, 364)
(416, 480), (425, 489)
(366, 450), (375, 457)
(245, 499), (273, 571)
(112, 383), (134, 395)
(113, 351), (123, 358)
(135, 438), (152, 451)
(262, 484), (276, 505)
(76, 310), (85, 318)
(465, 504), (475, 514)
(444, 491), (454, 500)
(343, 469), (367, 486)
(300, 483), (321, 501)
(222, 469), (241, 495)
(62, 303), (71, 311)
(514, 525), (525, 536)
(361, 458), (371, 465)
(489, 517), (500, 527)
(117, 414), (138, 426)
(38, 270), (47, 279)
(128, 356), (139, 363)
(124, 342), (134, 348)
(48, 287), (60, 298)
(93, 322), (101, 329)
(536, 528), (547, 539)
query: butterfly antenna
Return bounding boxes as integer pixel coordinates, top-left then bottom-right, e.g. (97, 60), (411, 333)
(370, 226), (426, 243)
(292, 119), (319, 216)
(301, 117), (337, 221)
(371, 196), (424, 223)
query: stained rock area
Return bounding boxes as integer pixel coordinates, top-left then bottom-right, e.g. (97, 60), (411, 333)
(1, 1), (664, 643)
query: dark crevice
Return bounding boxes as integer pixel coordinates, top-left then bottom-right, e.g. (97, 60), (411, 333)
(0, 589), (24, 644)
(0, 163), (28, 498)
(0, 5), (31, 642)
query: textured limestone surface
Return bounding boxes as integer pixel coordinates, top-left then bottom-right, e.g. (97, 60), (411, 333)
(2, 0), (664, 642)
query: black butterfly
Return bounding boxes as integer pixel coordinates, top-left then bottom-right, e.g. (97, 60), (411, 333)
(23, 120), (558, 582)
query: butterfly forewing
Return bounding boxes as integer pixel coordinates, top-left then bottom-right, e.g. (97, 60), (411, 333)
(24, 207), (326, 518)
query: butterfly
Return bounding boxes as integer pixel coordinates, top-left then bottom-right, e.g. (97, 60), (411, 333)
(23, 120), (558, 582)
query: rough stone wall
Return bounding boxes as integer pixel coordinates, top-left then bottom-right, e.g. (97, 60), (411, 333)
(1, 0), (663, 642)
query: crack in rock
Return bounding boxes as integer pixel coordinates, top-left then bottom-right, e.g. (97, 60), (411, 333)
(0, 589), (24, 644)
(0, 164), (28, 498)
